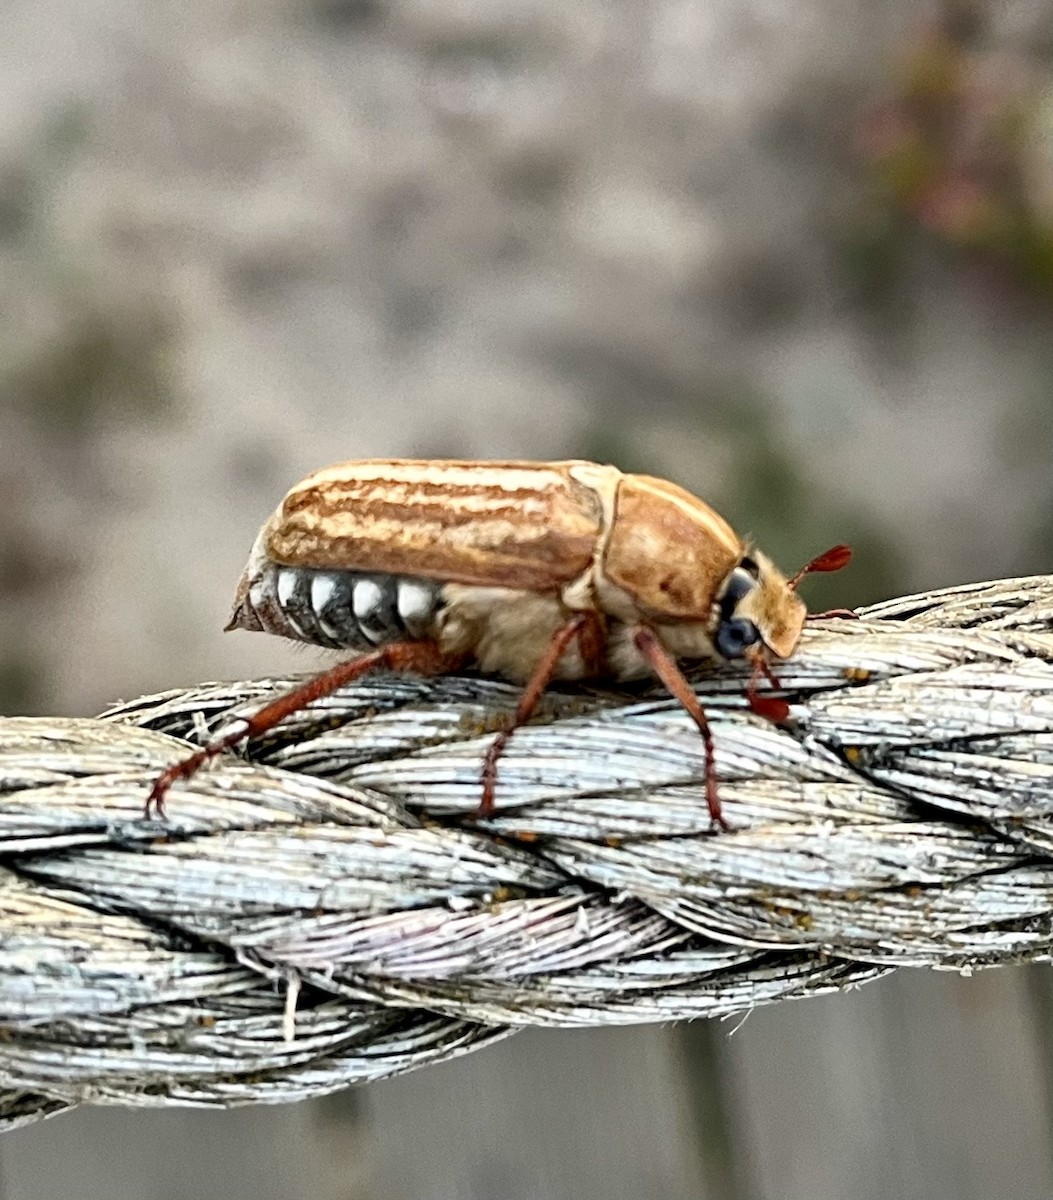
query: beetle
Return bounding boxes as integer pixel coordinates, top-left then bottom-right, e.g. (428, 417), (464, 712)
(146, 459), (850, 826)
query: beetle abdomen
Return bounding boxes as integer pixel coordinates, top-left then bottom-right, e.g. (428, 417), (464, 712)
(229, 562), (441, 650)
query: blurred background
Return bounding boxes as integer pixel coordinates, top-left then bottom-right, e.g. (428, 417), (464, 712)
(3, 0), (1053, 1196)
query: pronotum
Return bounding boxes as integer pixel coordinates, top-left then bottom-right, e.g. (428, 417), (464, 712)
(147, 459), (850, 827)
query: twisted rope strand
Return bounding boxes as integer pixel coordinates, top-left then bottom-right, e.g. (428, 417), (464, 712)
(3, 575), (1053, 1129)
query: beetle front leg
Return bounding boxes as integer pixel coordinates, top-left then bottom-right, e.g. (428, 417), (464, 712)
(745, 656), (790, 723)
(145, 640), (465, 819)
(631, 625), (729, 832)
(478, 611), (603, 818)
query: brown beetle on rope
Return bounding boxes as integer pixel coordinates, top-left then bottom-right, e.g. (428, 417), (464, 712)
(146, 459), (850, 826)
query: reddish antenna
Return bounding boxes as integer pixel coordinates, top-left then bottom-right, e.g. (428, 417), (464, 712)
(788, 543), (852, 592)
(749, 544), (853, 725)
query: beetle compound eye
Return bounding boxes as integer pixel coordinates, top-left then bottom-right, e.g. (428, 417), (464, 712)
(719, 567), (757, 622)
(723, 568), (757, 604)
(715, 617), (760, 659)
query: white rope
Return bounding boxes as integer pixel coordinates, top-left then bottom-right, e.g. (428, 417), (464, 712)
(2, 574), (1053, 1130)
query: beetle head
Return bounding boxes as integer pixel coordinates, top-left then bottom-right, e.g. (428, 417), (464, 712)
(714, 543), (852, 663)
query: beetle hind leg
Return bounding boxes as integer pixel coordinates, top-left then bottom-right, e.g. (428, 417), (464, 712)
(145, 640), (465, 819)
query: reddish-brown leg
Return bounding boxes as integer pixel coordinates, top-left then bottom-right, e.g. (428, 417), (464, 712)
(632, 625), (729, 832)
(746, 657), (791, 723)
(478, 611), (603, 818)
(145, 640), (464, 819)
(574, 608), (608, 678)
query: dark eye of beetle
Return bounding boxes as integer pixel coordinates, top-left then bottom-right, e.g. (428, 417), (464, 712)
(739, 556), (760, 579)
(715, 617), (761, 659)
(719, 567), (757, 622)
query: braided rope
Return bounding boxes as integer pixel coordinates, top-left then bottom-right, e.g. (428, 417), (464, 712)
(3, 575), (1053, 1129)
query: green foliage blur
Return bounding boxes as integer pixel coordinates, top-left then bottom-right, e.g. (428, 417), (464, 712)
(856, 7), (1053, 302)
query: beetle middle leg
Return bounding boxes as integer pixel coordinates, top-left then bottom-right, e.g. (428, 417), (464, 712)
(145, 640), (465, 819)
(478, 611), (603, 818)
(631, 625), (730, 832)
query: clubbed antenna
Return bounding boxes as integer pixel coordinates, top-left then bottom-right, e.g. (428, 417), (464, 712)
(788, 544), (852, 592)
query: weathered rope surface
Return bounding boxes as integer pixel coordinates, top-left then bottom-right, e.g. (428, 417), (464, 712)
(3, 575), (1053, 1130)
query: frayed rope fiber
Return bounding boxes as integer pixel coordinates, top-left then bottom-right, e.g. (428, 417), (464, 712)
(3, 575), (1053, 1129)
